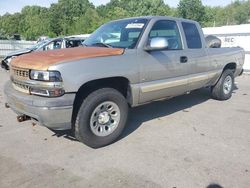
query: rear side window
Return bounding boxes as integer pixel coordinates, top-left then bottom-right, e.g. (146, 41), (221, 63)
(66, 40), (82, 48)
(44, 39), (63, 51)
(149, 20), (182, 50)
(182, 22), (202, 49)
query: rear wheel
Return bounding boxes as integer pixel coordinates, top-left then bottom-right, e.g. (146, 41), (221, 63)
(74, 88), (128, 148)
(211, 69), (234, 100)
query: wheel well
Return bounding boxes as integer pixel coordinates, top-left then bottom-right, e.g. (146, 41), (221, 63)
(71, 77), (131, 126)
(212, 62), (237, 87)
(223, 63), (236, 72)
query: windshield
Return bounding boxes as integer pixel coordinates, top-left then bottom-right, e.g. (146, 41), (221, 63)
(30, 39), (51, 51)
(83, 18), (148, 49)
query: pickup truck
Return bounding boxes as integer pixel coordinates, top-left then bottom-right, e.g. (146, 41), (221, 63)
(4, 16), (244, 148)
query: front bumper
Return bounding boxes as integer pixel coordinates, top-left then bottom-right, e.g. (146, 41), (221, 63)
(4, 81), (75, 130)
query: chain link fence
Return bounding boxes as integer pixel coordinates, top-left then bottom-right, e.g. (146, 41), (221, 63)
(0, 40), (36, 58)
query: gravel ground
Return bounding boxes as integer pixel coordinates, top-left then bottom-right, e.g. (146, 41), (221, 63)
(0, 69), (250, 188)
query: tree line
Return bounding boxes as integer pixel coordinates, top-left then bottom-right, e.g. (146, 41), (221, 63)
(0, 0), (250, 40)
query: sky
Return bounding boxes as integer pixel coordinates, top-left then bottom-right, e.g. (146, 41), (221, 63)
(0, 0), (233, 16)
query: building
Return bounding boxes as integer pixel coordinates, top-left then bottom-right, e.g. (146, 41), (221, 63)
(203, 24), (250, 72)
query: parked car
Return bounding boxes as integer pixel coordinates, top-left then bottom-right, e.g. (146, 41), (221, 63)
(4, 16), (244, 148)
(37, 36), (49, 42)
(1, 37), (87, 70)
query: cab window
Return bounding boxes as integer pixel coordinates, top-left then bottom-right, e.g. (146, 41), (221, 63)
(66, 40), (82, 48)
(149, 20), (182, 50)
(44, 39), (63, 51)
(182, 22), (202, 49)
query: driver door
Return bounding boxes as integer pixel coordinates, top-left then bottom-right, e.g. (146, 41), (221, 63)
(138, 20), (190, 103)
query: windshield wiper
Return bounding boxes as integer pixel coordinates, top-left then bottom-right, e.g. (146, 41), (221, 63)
(81, 43), (88, 47)
(90, 42), (113, 48)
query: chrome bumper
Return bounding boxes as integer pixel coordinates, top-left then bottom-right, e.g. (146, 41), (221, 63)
(4, 81), (75, 130)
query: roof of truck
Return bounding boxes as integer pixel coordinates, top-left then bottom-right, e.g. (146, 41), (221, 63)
(113, 16), (199, 24)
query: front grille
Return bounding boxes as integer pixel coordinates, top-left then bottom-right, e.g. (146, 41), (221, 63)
(12, 68), (29, 78)
(12, 80), (30, 94)
(10, 67), (30, 94)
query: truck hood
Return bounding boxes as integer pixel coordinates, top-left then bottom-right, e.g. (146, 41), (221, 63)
(11, 47), (124, 70)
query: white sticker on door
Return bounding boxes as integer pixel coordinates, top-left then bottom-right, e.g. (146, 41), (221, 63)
(125, 23), (145, 29)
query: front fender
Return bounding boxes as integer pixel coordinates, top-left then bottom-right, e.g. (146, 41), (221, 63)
(48, 50), (139, 93)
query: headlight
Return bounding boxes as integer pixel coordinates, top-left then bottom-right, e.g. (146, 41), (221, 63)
(6, 57), (12, 64)
(29, 70), (64, 97)
(30, 70), (62, 82)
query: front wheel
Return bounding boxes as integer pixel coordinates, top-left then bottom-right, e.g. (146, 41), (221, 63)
(211, 69), (234, 100)
(74, 88), (128, 148)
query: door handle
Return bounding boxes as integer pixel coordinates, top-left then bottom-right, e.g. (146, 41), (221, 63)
(180, 56), (188, 63)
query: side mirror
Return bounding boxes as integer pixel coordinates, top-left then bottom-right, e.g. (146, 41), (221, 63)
(144, 37), (169, 51)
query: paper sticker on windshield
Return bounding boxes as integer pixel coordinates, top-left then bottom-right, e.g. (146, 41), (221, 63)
(126, 23), (145, 29)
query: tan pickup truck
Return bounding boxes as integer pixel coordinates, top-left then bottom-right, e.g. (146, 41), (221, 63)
(4, 16), (244, 148)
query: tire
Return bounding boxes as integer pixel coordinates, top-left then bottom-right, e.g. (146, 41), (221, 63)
(205, 35), (221, 48)
(74, 88), (128, 148)
(211, 69), (234, 100)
